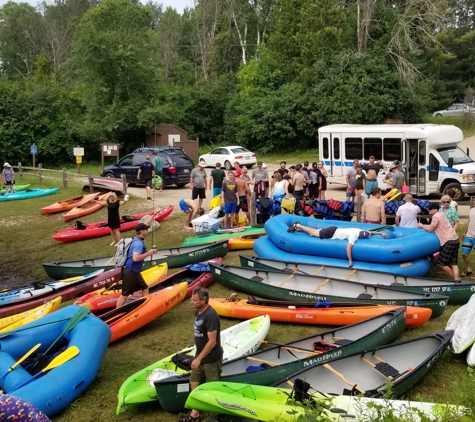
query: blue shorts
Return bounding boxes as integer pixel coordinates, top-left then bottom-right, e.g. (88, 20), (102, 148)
(365, 180), (379, 195)
(224, 203), (237, 214)
(462, 237), (475, 255)
(346, 188), (355, 197)
(179, 199), (190, 212)
(213, 187), (222, 198)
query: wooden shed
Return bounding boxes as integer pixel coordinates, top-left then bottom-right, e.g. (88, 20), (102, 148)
(145, 123), (199, 160)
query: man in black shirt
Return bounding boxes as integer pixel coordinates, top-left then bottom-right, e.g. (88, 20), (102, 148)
(137, 155), (155, 200)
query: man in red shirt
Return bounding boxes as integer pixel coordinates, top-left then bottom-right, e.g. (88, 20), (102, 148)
(417, 202), (460, 280)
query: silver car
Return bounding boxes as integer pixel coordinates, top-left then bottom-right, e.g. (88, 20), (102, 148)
(432, 103), (475, 117)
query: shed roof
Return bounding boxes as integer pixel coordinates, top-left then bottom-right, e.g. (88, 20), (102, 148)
(153, 123), (187, 135)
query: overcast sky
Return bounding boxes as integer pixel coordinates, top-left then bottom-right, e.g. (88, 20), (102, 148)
(0, 0), (192, 13)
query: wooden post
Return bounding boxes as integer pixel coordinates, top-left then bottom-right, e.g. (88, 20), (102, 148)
(38, 164), (43, 184)
(250, 191), (257, 226)
(88, 172), (94, 193)
(18, 162), (22, 180)
(121, 174), (127, 194)
(62, 168), (68, 189)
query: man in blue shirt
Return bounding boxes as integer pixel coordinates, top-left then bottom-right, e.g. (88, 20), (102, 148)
(116, 221), (158, 308)
(137, 155), (155, 200)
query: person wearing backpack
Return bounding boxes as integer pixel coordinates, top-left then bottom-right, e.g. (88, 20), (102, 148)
(116, 222), (158, 308)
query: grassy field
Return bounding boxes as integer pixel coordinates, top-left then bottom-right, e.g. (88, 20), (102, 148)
(1, 176), (475, 422)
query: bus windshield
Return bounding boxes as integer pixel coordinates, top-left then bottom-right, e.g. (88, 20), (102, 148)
(437, 147), (473, 165)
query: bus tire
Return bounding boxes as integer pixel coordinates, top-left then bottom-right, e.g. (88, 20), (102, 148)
(444, 183), (464, 201)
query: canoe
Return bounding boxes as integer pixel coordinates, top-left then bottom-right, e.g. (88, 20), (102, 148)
(1, 184), (30, 193)
(467, 343), (475, 366)
(240, 255), (475, 305)
(254, 235), (433, 277)
(51, 207), (174, 242)
(75, 261), (218, 313)
(0, 269), (122, 318)
(209, 296), (431, 329)
(209, 263), (449, 318)
(265, 214), (440, 263)
(116, 315), (271, 414)
(183, 227), (266, 247)
(152, 307), (407, 413)
(228, 233), (267, 251)
(83, 177), (126, 194)
(0, 269), (105, 306)
(74, 264), (168, 312)
(43, 239), (229, 279)
(0, 297), (62, 332)
(445, 294), (475, 354)
(41, 192), (100, 215)
(186, 381), (468, 422)
(0, 306), (110, 417)
(63, 192), (112, 222)
(271, 331), (453, 399)
(100, 282), (188, 343)
(0, 188), (59, 202)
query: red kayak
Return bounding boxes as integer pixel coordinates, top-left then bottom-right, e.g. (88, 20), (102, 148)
(52, 206), (174, 242)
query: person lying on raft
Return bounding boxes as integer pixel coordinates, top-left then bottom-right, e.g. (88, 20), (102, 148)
(287, 223), (387, 268)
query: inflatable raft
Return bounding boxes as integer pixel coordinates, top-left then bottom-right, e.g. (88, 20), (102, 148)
(265, 214), (440, 263)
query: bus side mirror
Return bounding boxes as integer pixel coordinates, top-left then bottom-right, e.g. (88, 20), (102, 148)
(448, 157), (454, 168)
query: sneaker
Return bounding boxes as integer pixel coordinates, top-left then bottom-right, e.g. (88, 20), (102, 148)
(147, 197), (152, 200)
(287, 221), (300, 233)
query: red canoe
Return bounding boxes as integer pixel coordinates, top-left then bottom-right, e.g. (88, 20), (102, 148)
(52, 206), (174, 242)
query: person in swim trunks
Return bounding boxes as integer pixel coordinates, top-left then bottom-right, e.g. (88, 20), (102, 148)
(179, 198), (203, 230)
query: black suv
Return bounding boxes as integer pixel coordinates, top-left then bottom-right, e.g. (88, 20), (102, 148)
(101, 147), (194, 187)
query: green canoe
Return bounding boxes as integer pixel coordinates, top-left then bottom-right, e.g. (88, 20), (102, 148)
(182, 227), (265, 247)
(42, 240), (229, 279)
(239, 255), (475, 305)
(209, 263), (449, 318)
(152, 307), (406, 413)
(0, 184), (30, 193)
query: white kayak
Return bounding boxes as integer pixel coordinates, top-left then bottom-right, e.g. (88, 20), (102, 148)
(0, 270), (105, 305)
(445, 293), (475, 353)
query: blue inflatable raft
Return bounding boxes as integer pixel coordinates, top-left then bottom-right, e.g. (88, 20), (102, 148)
(264, 214), (440, 264)
(254, 235), (434, 277)
(0, 306), (110, 417)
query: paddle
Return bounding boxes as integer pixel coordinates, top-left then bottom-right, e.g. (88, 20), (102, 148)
(0, 343), (41, 382)
(9, 346), (80, 393)
(369, 225), (394, 232)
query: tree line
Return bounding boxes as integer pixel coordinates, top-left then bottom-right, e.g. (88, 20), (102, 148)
(0, 0), (474, 165)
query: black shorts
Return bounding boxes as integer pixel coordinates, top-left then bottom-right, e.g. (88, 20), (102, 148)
(438, 239), (460, 267)
(121, 268), (148, 296)
(4, 181), (13, 186)
(143, 178), (152, 187)
(192, 187), (206, 200)
(239, 195), (249, 212)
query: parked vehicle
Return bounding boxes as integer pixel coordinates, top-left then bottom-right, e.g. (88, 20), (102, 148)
(432, 103), (475, 117)
(318, 123), (475, 200)
(199, 146), (256, 170)
(101, 147), (194, 187)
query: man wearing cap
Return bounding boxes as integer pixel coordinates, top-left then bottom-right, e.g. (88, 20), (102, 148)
(417, 202), (460, 280)
(137, 155), (155, 200)
(287, 222), (387, 267)
(116, 217), (159, 308)
(190, 163), (207, 209)
(384, 164), (404, 190)
(2, 163), (14, 194)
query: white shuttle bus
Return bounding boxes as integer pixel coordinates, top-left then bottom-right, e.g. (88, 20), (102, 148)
(318, 123), (475, 200)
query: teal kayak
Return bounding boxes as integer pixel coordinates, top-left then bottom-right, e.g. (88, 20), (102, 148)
(183, 227), (266, 247)
(0, 188), (59, 202)
(0, 184), (30, 193)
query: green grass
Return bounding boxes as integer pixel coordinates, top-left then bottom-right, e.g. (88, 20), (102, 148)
(1, 180), (475, 421)
(426, 114), (475, 138)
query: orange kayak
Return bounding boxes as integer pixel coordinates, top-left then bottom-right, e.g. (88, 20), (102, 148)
(41, 193), (100, 215)
(100, 282), (187, 342)
(209, 297), (431, 329)
(63, 192), (112, 222)
(228, 233), (267, 251)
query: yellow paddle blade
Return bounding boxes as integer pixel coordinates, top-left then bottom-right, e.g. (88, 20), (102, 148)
(11, 343), (42, 371)
(42, 346), (80, 373)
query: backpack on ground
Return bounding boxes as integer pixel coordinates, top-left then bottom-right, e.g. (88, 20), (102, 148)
(295, 200), (314, 217)
(281, 196), (296, 214)
(113, 238), (137, 268)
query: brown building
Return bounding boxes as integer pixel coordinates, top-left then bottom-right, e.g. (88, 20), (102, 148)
(145, 123), (199, 160)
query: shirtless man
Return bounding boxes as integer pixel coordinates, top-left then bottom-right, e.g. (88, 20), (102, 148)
(361, 188), (386, 224)
(291, 164), (307, 201)
(235, 175), (250, 224)
(179, 198), (201, 230)
(287, 222), (387, 267)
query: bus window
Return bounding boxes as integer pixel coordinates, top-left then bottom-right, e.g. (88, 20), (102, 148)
(333, 137), (340, 159)
(429, 153), (439, 182)
(419, 141), (426, 165)
(383, 138), (402, 162)
(363, 138), (382, 160)
(322, 137), (329, 159)
(345, 137), (362, 160)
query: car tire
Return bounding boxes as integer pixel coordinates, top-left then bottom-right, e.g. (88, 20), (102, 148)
(176, 183), (187, 188)
(246, 164), (254, 169)
(199, 159), (207, 167)
(224, 160), (233, 170)
(435, 113), (443, 118)
(443, 183), (464, 201)
(104, 173), (115, 178)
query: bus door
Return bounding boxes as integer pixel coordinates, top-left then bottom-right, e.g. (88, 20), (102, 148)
(407, 139), (427, 196)
(320, 132), (343, 179)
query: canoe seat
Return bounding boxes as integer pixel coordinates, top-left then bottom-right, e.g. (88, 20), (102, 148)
(333, 338), (352, 346)
(250, 276), (264, 283)
(361, 355), (401, 379)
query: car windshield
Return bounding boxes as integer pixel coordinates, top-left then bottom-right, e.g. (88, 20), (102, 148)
(230, 147), (251, 154)
(437, 146), (473, 165)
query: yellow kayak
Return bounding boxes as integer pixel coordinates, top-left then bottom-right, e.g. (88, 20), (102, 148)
(0, 296), (62, 332)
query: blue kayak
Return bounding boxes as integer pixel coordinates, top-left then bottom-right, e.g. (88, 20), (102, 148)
(0, 188), (59, 202)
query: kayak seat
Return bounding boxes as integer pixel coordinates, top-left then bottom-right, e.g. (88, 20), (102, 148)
(292, 378), (312, 404)
(171, 353), (193, 371)
(75, 221), (87, 230)
(245, 363), (270, 373)
(121, 215), (138, 222)
(247, 295), (259, 305)
(98, 223), (109, 228)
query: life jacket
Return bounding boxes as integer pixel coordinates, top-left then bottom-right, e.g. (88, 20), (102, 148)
(280, 196), (296, 214)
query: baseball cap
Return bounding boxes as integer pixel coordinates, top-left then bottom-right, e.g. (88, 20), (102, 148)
(135, 223), (150, 232)
(262, 163), (267, 169)
(198, 162), (205, 167)
(359, 230), (371, 239)
(356, 163), (363, 168)
(389, 164), (397, 170)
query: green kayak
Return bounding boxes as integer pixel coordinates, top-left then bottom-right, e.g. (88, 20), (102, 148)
(183, 227), (266, 247)
(0, 184), (30, 193)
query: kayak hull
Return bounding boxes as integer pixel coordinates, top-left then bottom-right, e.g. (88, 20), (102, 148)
(41, 193), (100, 215)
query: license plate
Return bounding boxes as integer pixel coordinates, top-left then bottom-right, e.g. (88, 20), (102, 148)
(184, 169), (190, 173)
(245, 156), (250, 160)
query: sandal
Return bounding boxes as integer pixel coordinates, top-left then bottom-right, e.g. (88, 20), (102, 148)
(461, 271), (473, 277)
(178, 413), (200, 422)
(287, 221), (300, 233)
